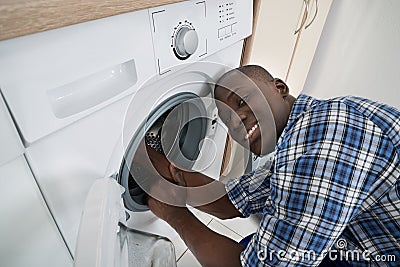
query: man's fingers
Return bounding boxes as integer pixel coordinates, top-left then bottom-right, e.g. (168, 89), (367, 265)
(169, 164), (186, 187)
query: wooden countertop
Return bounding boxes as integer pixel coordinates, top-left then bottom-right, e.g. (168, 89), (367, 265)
(0, 0), (185, 41)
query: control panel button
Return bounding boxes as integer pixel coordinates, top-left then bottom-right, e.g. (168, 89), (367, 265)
(173, 25), (199, 60)
(218, 28), (225, 38)
(231, 22), (238, 33)
(225, 25), (232, 34)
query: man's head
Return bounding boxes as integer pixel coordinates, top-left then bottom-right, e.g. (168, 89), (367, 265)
(214, 65), (295, 156)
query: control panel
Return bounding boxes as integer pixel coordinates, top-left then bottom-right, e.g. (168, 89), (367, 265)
(149, 0), (252, 75)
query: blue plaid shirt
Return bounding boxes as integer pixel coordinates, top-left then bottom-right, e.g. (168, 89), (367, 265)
(226, 94), (400, 266)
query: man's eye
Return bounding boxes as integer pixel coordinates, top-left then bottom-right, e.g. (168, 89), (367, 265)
(239, 96), (249, 107)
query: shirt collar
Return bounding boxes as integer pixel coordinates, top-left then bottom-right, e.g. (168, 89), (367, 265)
(276, 94), (318, 148)
(287, 94), (317, 124)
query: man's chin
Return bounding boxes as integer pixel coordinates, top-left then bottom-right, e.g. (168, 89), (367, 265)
(253, 140), (276, 156)
(249, 141), (261, 156)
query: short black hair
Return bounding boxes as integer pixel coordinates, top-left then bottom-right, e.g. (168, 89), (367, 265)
(235, 65), (274, 83)
(214, 65), (274, 98)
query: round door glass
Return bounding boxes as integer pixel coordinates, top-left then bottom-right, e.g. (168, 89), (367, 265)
(118, 93), (207, 211)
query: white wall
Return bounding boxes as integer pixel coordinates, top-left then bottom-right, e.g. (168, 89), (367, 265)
(303, 0), (400, 108)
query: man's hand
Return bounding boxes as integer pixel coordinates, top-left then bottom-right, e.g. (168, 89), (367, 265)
(145, 144), (172, 180)
(148, 163), (244, 267)
(147, 164), (188, 223)
(132, 139), (172, 180)
(145, 154), (244, 267)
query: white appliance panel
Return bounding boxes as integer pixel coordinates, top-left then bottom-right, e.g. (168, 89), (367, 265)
(0, 157), (72, 267)
(0, 94), (23, 166)
(0, 10), (156, 145)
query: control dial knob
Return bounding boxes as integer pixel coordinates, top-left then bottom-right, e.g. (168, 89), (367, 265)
(173, 25), (199, 60)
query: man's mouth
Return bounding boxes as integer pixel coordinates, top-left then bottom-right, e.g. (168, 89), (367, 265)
(245, 122), (258, 140)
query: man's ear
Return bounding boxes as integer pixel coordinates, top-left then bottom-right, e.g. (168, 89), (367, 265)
(273, 78), (289, 97)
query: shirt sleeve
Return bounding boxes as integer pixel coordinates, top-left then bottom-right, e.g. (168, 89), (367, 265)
(238, 107), (398, 266)
(225, 161), (273, 217)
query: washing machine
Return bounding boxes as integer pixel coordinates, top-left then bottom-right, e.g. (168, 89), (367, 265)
(0, 0), (253, 265)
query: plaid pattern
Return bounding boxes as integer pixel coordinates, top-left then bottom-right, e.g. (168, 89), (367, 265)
(226, 94), (400, 266)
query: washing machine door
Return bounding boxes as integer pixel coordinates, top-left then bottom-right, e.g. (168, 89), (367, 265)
(74, 177), (176, 267)
(118, 91), (214, 211)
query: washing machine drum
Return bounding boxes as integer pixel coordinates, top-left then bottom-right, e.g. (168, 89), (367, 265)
(118, 92), (209, 212)
(144, 97), (206, 162)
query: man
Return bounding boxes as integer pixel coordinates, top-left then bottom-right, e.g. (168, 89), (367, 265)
(145, 65), (400, 266)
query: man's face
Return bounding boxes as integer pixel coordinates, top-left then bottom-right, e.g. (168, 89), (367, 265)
(214, 73), (277, 156)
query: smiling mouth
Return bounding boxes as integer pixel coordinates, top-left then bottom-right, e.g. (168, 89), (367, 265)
(245, 123), (258, 140)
